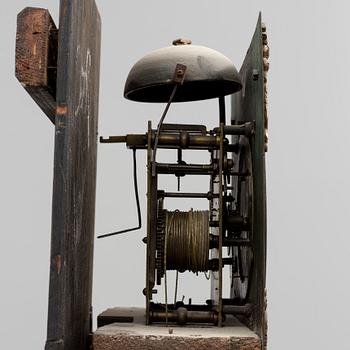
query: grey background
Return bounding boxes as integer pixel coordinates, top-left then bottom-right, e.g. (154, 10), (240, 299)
(1, 0), (349, 349)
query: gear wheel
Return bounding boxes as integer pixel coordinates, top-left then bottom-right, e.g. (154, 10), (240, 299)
(156, 209), (166, 284)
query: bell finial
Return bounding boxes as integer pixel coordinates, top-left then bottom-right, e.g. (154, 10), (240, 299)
(172, 38), (192, 46)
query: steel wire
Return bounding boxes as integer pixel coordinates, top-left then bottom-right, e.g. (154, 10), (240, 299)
(164, 209), (210, 273)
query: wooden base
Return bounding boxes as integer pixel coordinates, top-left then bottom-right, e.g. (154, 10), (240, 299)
(94, 308), (261, 350)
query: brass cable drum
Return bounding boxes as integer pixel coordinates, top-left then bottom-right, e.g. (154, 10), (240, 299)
(164, 209), (210, 273)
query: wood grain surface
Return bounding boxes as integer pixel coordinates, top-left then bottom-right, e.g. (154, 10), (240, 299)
(16, 7), (57, 123)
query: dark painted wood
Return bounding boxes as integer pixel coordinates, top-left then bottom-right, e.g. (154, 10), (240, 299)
(231, 13), (267, 346)
(45, 1), (101, 350)
(16, 7), (57, 123)
(97, 308), (136, 328)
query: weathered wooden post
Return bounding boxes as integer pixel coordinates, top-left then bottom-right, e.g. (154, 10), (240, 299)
(16, 1), (101, 349)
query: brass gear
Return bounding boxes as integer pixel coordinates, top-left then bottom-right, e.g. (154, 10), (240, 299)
(156, 209), (166, 284)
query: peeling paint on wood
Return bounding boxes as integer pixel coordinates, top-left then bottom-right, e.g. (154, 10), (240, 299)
(53, 255), (63, 275)
(15, 7), (57, 123)
(56, 105), (68, 115)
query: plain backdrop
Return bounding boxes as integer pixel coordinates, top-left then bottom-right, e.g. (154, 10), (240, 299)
(1, 1), (350, 349)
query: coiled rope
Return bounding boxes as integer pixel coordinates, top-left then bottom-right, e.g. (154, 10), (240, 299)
(164, 209), (210, 273)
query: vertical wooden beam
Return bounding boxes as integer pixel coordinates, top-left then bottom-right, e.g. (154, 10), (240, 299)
(45, 1), (101, 349)
(15, 7), (57, 123)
